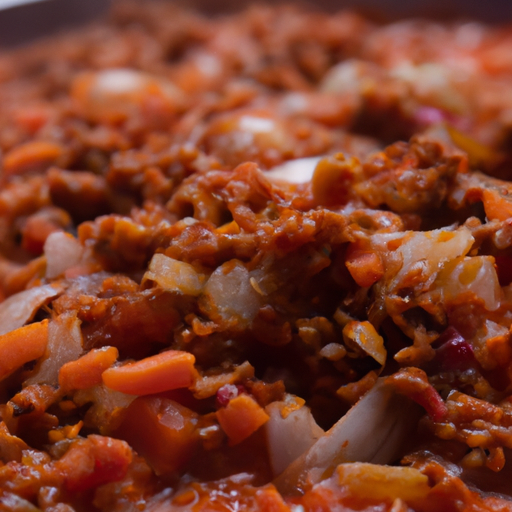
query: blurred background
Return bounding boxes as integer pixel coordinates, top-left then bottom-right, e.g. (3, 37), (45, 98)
(0, 0), (110, 47)
(1, 0), (512, 47)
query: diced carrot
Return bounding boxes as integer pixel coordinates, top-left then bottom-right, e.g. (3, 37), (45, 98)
(216, 394), (270, 446)
(482, 188), (512, 222)
(3, 141), (66, 176)
(345, 244), (384, 288)
(102, 350), (198, 395)
(0, 320), (48, 381)
(115, 396), (199, 475)
(59, 346), (119, 391)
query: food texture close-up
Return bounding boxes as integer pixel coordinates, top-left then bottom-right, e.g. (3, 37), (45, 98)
(2, 1), (512, 510)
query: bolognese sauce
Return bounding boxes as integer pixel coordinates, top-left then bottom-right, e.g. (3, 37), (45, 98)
(1, 2), (512, 511)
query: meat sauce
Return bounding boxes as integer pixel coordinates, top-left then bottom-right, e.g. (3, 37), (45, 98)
(1, 2), (512, 510)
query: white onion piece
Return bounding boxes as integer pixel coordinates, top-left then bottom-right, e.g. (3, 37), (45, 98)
(25, 311), (83, 387)
(0, 493), (40, 512)
(44, 231), (84, 279)
(371, 226), (474, 292)
(273, 381), (421, 495)
(266, 397), (324, 477)
(143, 253), (205, 296)
(393, 227), (474, 290)
(437, 256), (500, 311)
(95, 69), (148, 95)
(266, 157), (322, 184)
(239, 115), (276, 133)
(484, 319), (508, 342)
(193, 52), (223, 78)
(320, 59), (373, 94)
(0, 284), (63, 336)
(390, 61), (468, 113)
(200, 260), (262, 327)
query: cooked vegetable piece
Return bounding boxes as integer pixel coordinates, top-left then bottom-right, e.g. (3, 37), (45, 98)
(44, 231), (84, 279)
(25, 312), (83, 387)
(266, 157), (321, 184)
(431, 327), (476, 372)
(274, 381), (422, 494)
(143, 253), (205, 295)
(0, 284), (62, 336)
(265, 397), (324, 477)
(0, 320), (48, 381)
(102, 350), (198, 395)
(3, 141), (66, 176)
(59, 346), (119, 391)
(200, 260), (263, 328)
(335, 463), (431, 507)
(343, 320), (387, 365)
(115, 396), (199, 474)
(345, 245), (384, 288)
(217, 394), (270, 446)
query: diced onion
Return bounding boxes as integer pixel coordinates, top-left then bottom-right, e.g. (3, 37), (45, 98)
(143, 253), (205, 296)
(45, 231), (84, 279)
(274, 381), (422, 494)
(436, 256), (501, 311)
(265, 396), (324, 477)
(200, 260), (262, 327)
(0, 284), (63, 336)
(371, 226), (474, 292)
(25, 311), (83, 387)
(239, 115), (276, 134)
(266, 157), (323, 184)
(320, 59), (375, 95)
